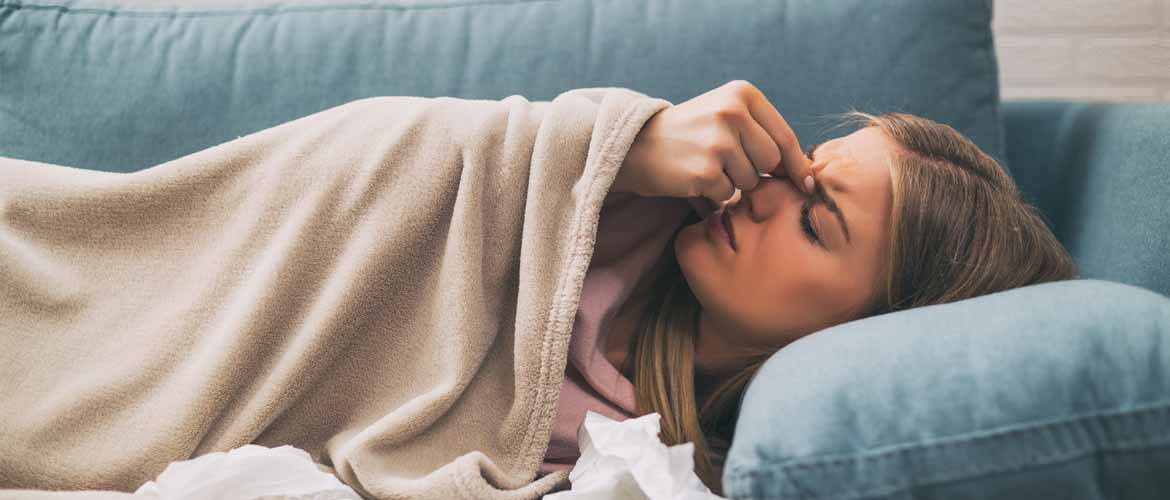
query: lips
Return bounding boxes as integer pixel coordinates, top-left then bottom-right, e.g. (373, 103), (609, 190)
(721, 208), (737, 251)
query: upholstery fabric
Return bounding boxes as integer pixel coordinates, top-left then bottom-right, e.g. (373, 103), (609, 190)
(1002, 101), (1170, 297)
(0, 0), (1004, 173)
(724, 279), (1170, 499)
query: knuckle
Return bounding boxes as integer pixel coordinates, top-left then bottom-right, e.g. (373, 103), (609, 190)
(698, 161), (725, 183)
(700, 130), (730, 154)
(712, 104), (744, 124)
(766, 151), (783, 172)
(727, 80), (759, 99)
(765, 149), (782, 169)
(706, 140), (734, 159)
(726, 79), (754, 93)
(702, 142), (730, 162)
(743, 174), (761, 190)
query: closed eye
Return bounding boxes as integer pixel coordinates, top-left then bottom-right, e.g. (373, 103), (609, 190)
(800, 198), (821, 246)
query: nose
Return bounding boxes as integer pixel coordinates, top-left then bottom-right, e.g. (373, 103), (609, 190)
(740, 175), (808, 219)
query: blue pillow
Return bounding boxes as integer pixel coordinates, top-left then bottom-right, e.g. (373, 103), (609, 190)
(724, 279), (1170, 499)
(0, 0), (1003, 173)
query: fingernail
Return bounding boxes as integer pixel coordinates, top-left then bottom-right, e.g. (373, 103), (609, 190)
(803, 175), (814, 193)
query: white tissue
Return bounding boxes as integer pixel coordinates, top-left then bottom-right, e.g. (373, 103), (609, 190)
(543, 411), (726, 500)
(133, 444), (360, 500)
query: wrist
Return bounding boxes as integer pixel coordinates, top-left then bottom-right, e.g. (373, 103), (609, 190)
(613, 142), (645, 195)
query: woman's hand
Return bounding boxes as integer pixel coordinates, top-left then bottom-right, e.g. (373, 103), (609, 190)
(613, 80), (815, 209)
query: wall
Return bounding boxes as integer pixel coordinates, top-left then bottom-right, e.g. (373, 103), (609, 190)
(993, 0), (1170, 101)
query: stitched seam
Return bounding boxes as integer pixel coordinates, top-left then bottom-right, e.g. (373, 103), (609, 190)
(0, 0), (562, 17)
(727, 400), (1170, 473)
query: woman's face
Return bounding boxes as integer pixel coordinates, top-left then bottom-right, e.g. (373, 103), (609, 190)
(674, 126), (896, 375)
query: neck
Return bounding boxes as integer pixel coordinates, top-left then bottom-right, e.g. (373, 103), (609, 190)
(692, 355), (735, 404)
(692, 311), (754, 378)
(605, 290), (650, 379)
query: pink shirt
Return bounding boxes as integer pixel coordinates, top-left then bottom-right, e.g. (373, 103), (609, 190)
(538, 191), (697, 479)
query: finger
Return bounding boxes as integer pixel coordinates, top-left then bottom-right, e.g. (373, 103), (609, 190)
(688, 196), (717, 219)
(808, 161), (828, 191)
(723, 129), (761, 192)
(701, 169), (737, 206)
(741, 86), (813, 193)
(737, 114), (782, 177)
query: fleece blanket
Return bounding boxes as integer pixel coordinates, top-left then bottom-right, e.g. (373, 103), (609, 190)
(0, 87), (673, 499)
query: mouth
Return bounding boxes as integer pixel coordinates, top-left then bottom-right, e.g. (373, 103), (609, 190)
(721, 207), (737, 251)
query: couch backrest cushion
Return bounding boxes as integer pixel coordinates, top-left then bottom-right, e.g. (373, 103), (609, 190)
(725, 278), (1170, 499)
(1003, 101), (1170, 297)
(0, 0), (1004, 173)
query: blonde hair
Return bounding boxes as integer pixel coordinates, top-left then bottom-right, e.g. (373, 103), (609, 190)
(614, 111), (1079, 495)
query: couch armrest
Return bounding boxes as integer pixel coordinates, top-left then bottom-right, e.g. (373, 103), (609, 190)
(1002, 100), (1170, 297)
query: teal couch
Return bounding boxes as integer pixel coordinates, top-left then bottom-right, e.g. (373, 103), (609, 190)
(1002, 101), (1170, 296)
(2, 0), (1168, 498)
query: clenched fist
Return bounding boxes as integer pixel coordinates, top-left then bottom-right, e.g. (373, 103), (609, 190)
(613, 80), (815, 210)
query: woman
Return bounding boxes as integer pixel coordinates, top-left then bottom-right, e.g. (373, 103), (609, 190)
(543, 80), (1077, 495)
(0, 80), (1075, 499)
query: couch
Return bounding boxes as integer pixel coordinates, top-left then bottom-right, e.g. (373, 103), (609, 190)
(2, 0), (1168, 498)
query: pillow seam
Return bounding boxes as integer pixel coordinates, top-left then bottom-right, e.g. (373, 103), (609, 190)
(727, 399), (1170, 472)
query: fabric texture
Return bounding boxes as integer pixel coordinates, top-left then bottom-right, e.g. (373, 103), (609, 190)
(0, 87), (673, 499)
(1002, 101), (1170, 298)
(0, 0), (1004, 174)
(723, 279), (1170, 499)
(540, 192), (694, 478)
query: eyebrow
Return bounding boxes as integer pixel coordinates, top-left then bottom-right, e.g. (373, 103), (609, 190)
(808, 144), (852, 245)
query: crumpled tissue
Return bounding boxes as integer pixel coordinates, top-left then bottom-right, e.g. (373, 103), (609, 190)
(544, 410), (726, 500)
(133, 444), (360, 500)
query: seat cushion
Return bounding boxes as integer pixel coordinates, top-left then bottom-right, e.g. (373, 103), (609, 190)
(0, 0), (1003, 173)
(724, 279), (1170, 499)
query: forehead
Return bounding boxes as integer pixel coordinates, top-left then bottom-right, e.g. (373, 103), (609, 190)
(816, 128), (897, 199)
(817, 126), (896, 253)
(820, 127), (897, 174)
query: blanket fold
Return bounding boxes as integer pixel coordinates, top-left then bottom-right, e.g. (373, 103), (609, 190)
(0, 87), (674, 499)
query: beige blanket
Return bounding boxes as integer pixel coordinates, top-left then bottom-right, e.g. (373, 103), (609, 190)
(0, 87), (673, 499)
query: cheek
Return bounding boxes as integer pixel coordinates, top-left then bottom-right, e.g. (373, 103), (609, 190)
(746, 234), (862, 334)
(673, 222), (721, 296)
(753, 256), (823, 319)
(674, 220), (863, 339)
(786, 271), (872, 332)
(722, 238), (822, 329)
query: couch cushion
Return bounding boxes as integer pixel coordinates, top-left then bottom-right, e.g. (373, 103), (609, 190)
(724, 279), (1170, 499)
(1003, 101), (1170, 298)
(0, 0), (1004, 173)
